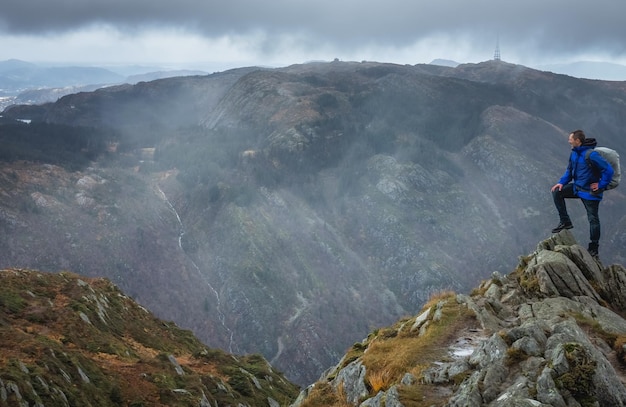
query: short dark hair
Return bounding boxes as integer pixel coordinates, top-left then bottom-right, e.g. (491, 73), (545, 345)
(570, 129), (586, 143)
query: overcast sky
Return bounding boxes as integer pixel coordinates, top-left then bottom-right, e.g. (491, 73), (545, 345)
(2, 0), (626, 75)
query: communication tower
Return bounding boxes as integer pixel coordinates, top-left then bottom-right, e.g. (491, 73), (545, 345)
(494, 36), (501, 61)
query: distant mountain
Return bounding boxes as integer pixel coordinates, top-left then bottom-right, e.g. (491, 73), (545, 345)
(535, 60), (626, 81)
(0, 268), (299, 406)
(0, 59), (124, 92)
(2, 60), (626, 386)
(126, 69), (208, 83)
(0, 59), (210, 110)
(0, 58), (36, 73)
(429, 58), (460, 67)
(428, 58), (626, 81)
(295, 231), (626, 406)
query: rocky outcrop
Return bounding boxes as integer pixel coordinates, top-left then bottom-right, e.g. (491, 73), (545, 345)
(294, 230), (626, 406)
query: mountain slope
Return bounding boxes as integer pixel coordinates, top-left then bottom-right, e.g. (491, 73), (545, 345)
(294, 231), (626, 406)
(0, 268), (299, 406)
(1, 60), (626, 386)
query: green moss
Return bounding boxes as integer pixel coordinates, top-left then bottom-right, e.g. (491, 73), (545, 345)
(555, 343), (597, 406)
(228, 370), (255, 397)
(518, 271), (540, 294)
(0, 290), (27, 314)
(505, 347), (529, 366)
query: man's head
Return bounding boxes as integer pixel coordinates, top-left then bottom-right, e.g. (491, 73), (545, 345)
(568, 129), (586, 147)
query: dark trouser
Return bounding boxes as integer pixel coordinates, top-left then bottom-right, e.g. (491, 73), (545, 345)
(552, 183), (600, 249)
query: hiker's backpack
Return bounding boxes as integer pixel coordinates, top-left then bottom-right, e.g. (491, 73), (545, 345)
(585, 147), (621, 190)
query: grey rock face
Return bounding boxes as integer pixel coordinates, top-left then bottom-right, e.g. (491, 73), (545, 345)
(331, 361), (369, 405)
(451, 231), (626, 406)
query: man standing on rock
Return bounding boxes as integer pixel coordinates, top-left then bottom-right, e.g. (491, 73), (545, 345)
(550, 129), (614, 258)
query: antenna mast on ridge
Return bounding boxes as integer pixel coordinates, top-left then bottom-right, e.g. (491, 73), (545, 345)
(494, 35), (501, 61)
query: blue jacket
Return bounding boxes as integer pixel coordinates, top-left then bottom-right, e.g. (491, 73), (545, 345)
(558, 139), (614, 201)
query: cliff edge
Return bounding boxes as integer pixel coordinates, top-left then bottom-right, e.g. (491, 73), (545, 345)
(294, 230), (626, 406)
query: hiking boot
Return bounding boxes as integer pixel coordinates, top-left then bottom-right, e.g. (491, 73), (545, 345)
(588, 243), (599, 260)
(551, 222), (573, 233)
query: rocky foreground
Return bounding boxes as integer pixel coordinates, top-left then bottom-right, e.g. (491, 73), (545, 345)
(2, 229), (626, 406)
(294, 230), (626, 406)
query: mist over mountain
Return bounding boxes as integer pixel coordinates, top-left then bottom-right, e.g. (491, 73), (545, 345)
(1, 59), (626, 386)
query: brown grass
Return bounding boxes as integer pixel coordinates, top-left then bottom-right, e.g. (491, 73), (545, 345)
(363, 293), (477, 399)
(299, 290), (480, 406)
(363, 302), (467, 371)
(614, 335), (626, 365)
(366, 368), (392, 393)
(424, 290), (457, 307)
(299, 381), (352, 407)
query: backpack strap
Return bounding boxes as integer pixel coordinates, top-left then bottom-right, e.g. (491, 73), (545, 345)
(585, 149), (593, 167)
(585, 149), (602, 178)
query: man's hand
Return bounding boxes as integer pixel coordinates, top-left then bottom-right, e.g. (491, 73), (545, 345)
(551, 183), (564, 192)
(590, 182), (600, 192)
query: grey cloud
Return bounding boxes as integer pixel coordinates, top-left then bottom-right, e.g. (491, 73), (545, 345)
(2, 0), (626, 61)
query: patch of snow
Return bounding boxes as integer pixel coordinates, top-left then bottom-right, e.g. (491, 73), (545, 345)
(449, 330), (487, 358)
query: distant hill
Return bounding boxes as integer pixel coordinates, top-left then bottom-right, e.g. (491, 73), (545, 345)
(0, 268), (299, 406)
(429, 58), (460, 67)
(0, 59), (35, 73)
(0, 59), (124, 92)
(428, 58), (626, 81)
(2, 60), (626, 386)
(535, 60), (626, 81)
(126, 70), (208, 83)
(0, 59), (209, 109)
